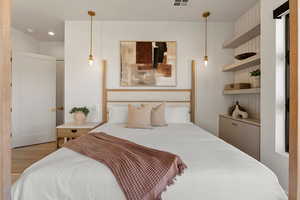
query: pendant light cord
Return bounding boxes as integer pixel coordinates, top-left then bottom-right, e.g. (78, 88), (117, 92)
(205, 17), (207, 57)
(90, 15), (93, 56)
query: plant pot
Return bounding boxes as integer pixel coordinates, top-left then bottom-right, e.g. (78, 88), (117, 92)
(73, 111), (86, 125)
(250, 76), (260, 88)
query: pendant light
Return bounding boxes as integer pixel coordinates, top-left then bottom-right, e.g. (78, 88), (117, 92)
(202, 11), (210, 66)
(88, 10), (96, 66)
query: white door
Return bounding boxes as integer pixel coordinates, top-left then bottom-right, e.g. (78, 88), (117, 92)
(12, 52), (56, 147)
(56, 60), (64, 126)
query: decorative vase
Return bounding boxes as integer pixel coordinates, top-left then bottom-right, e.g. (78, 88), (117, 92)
(251, 76), (260, 88)
(73, 111), (86, 125)
(232, 105), (249, 119)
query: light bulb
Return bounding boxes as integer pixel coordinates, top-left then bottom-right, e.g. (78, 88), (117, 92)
(204, 56), (208, 67)
(88, 59), (94, 66)
(204, 60), (208, 66)
(88, 54), (94, 66)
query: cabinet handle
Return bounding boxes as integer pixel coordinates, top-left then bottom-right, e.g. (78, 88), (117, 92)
(71, 129), (78, 133)
(232, 122), (238, 126)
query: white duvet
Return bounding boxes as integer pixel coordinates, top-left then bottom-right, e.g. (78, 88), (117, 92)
(12, 123), (287, 200)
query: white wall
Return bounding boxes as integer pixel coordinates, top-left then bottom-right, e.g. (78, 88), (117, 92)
(65, 21), (102, 123)
(65, 21), (233, 134)
(233, 3), (261, 120)
(194, 24), (234, 134)
(11, 28), (65, 60)
(39, 41), (64, 60)
(11, 28), (40, 53)
(261, 0), (289, 192)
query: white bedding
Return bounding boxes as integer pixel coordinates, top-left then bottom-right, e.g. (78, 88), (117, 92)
(12, 123), (287, 200)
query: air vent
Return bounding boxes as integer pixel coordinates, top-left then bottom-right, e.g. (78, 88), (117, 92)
(173, 0), (189, 7)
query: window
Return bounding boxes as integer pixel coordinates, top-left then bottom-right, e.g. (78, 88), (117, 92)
(285, 14), (290, 152)
(273, 1), (290, 153)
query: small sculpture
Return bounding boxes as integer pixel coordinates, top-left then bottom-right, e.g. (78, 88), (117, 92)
(232, 105), (248, 119)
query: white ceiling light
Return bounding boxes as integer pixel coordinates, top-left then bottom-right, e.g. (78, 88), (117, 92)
(173, 0), (189, 7)
(26, 28), (34, 33)
(48, 31), (55, 36)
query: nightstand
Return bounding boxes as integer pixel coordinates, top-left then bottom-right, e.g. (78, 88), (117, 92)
(56, 122), (99, 148)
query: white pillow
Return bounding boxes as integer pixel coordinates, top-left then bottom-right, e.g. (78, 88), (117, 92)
(108, 105), (191, 124)
(165, 106), (191, 123)
(108, 106), (128, 123)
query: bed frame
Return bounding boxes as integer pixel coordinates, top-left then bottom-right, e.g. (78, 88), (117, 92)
(101, 60), (197, 123)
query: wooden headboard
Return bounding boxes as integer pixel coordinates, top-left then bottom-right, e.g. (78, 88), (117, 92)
(101, 60), (197, 123)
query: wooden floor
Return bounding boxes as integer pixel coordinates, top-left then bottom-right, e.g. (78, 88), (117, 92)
(12, 142), (57, 183)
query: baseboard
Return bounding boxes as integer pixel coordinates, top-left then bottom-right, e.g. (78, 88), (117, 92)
(12, 134), (56, 148)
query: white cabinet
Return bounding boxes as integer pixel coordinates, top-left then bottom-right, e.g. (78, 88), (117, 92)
(219, 115), (260, 160)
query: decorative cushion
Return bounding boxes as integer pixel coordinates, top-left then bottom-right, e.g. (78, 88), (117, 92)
(150, 103), (167, 127)
(127, 104), (152, 129)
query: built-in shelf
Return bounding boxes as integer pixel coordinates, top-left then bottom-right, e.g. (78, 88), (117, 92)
(220, 114), (261, 127)
(223, 55), (260, 72)
(223, 88), (260, 95)
(223, 24), (261, 49)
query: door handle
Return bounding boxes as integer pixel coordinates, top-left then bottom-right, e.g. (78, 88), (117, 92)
(57, 106), (64, 111)
(232, 122), (238, 127)
(50, 107), (64, 112)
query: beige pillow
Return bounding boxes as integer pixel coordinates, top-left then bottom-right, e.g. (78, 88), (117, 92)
(127, 104), (152, 129)
(150, 103), (167, 127)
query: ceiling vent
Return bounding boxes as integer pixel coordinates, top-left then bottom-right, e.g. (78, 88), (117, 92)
(173, 0), (189, 7)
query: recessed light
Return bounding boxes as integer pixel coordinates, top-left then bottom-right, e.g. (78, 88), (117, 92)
(48, 31), (55, 36)
(26, 28), (34, 33)
(173, 0), (190, 6)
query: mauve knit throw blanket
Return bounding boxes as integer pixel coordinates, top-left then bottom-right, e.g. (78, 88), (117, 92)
(64, 132), (187, 200)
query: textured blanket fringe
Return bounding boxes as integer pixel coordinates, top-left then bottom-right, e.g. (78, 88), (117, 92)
(143, 157), (187, 200)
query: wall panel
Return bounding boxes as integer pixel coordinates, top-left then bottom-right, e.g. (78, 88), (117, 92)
(232, 2), (261, 120)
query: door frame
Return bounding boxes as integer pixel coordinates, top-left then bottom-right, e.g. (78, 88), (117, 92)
(289, 0), (299, 199)
(0, 0), (11, 199)
(0, 0), (299, 199)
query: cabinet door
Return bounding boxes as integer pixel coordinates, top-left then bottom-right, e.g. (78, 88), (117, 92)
(237, 121), (260, 160)
(219, 117), (241, 149)
(219, 116), (260, 160)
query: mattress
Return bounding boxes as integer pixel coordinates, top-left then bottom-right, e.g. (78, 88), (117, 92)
(12, 123), (287, 200)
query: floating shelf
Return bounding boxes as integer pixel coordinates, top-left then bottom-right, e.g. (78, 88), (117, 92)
(223, 24), (261, 49)
(223, 55), (260, 72)
(220, 114), (261, 127)
(223, 88), (260, 95)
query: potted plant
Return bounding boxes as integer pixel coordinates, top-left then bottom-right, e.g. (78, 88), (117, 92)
(250, 69), (261, 88)
(69, 107), (90, 125)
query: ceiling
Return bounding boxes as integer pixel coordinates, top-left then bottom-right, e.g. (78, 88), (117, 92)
(12, 0), (258, 42)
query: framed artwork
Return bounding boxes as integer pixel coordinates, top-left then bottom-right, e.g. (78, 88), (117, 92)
(120, 41), (177, 87)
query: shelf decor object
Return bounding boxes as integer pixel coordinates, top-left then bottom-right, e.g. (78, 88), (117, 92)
(223, 88), (260, 95)
(235, 52), (257, 60)
(88, 10), (96, 66)
(224, 83), (251, 90)
(223, 24), (260, 49)
(249, 69), (261, 88)
(223, 54), (260, 72)
(202, 11), (210, 66)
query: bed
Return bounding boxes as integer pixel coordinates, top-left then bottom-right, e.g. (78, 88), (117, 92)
(12, 122), (287, 200)
(12, 62), (287, 199)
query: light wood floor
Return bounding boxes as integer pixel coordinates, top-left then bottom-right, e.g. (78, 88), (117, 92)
(12, 142), (57, 183)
